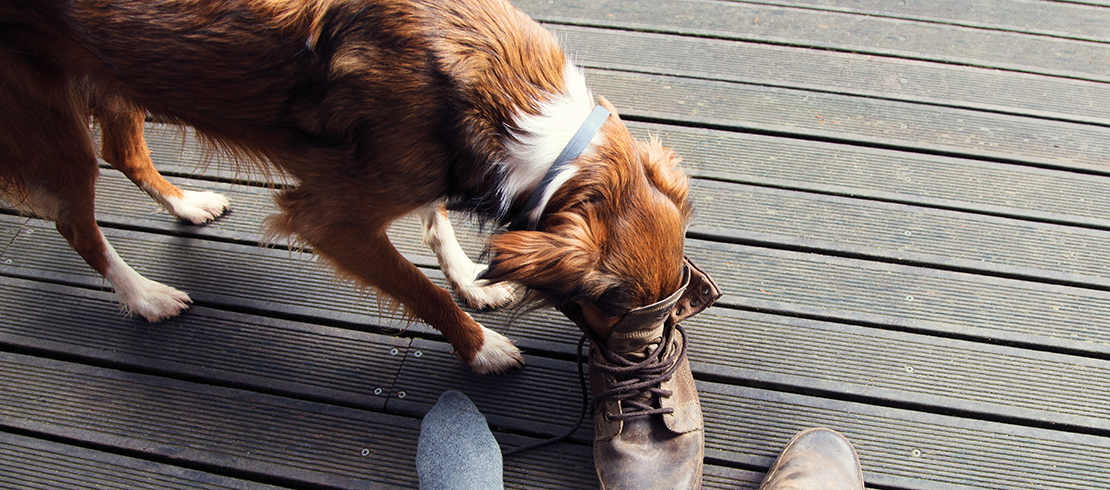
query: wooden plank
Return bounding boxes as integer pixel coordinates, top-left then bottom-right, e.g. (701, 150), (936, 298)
(626, 121), (1110, 230)
(700, 383), (1110, 490)
(0, 352), (612, 489)
(0, 276), (407, 410)
(92, 169), (280, 244)
(585, 69), (1110, 173)
(91, 168), (474, 268)
(97, 126), (1110, 287)
(515, 0), (1110, 81)
(5, 314), (1102, 490)
(387, 338), (593, 442)
(0, 432), (289, 490)
(686, 308), (1110, 432)
(703, 466), (762, 490)
(0, 211), (584, 357)
(688, 180), (1110, 288)
(685, 240), (1110, 356)
(548, 24), (1110, 126)
(6, 197), (1106, 490)
(0, 352), (416, 489)
(734, 0), (1110, 42)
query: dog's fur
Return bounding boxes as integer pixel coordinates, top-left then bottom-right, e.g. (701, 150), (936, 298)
(0, 0), (693, 373)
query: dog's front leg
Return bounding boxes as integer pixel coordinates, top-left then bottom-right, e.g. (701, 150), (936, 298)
(345, 229), (523, 373)
(418, 203), (520, 311)
(274, 194), (523, 373)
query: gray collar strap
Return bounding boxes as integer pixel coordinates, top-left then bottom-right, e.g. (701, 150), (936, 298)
(508, 104), (611, 231)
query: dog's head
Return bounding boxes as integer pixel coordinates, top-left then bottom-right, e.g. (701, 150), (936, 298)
(483, 98), (693, 336)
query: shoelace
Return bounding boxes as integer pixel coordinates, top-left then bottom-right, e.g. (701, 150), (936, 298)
(503, 325), (688, 456)
(590, 325), (687, 421)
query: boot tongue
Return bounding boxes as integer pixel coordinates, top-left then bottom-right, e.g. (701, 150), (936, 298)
(606, 298), (676, 361)
(602, 265), (689, 359)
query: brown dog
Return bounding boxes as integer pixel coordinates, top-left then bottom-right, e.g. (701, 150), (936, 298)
(0, 0), (693, 373)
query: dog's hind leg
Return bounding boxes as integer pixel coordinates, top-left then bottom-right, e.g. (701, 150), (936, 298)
(0, 60), (191, 322)
(418, 202), (520, 310)
(94, 102), (229, 224)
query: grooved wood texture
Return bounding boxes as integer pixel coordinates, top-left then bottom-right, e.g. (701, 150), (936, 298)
(4, 0), (1110, 487)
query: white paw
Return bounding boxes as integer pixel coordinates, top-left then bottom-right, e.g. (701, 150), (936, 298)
(459, 280), (520, 311)
(458, 264), (520, 311)
(468, 326), (524, 374)
(120, 279), (192, 322)
(166, 190), (230, 224)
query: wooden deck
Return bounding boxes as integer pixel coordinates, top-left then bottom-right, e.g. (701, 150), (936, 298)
(3, 0), (1110, 488)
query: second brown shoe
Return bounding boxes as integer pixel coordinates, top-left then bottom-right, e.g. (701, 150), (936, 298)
(759, 428), (865, 490)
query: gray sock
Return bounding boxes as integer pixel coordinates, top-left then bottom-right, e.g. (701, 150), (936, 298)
(417, 390), (504, 490)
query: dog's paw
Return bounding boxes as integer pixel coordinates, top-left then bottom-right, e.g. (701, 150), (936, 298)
(467, 326), (524, 374)
(166, 190), (230, 224)
(120, 279), (192, 322)
(458, 280), (520, 311)
(457, 264), (520, 311)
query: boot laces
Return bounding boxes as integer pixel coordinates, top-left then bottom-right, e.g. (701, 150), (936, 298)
(592, 325), (688, 421)
(502, 325), (689, 456)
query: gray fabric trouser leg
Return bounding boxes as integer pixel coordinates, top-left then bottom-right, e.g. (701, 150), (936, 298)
(417, 390), (504, 490)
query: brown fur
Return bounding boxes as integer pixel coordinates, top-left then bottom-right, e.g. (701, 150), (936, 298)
(0, 0), (692, 369)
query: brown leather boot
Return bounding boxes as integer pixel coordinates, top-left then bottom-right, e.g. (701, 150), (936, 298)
(560, 258), (721, 490)
(759, 428), (865, 490)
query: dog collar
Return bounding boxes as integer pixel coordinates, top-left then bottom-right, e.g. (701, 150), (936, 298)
(507, 104), (611, 231)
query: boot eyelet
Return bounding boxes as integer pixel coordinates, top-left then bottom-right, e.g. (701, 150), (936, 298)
(675, 307), (685, 316)
(690, 299), (699, 308)
(702, 285), (711, 296)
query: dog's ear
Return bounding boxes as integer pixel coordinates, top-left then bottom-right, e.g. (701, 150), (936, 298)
(637, 137), (692, 220)
(483, 229), (618, 302)
(597, 95), (622, 122)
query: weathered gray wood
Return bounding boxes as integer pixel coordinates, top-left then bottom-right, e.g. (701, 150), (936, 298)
(584, 69), (1110, 173)
(132, 121), (1110, 232)
(731, 0), (1110, 42)
(686, 239), (1110, 356)
(625, 121), (1110, 230)
(548, 24), (1110, 126)
(0, 352), (417, 489)
(0, 432), (290, 490)
(8, 212), (1110, 441)
(687, 308), (1110, 432)
(387, 338), (593, 442)
(97, 127), (1110, 291)
(11, 211), (1110, 359)
(515, 0), (1110, 81)
(700, 383), (1110, 490)
(0, 276), (408, 410)
(0, 352), (610, 489)
(687, 180), (1110, 288)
